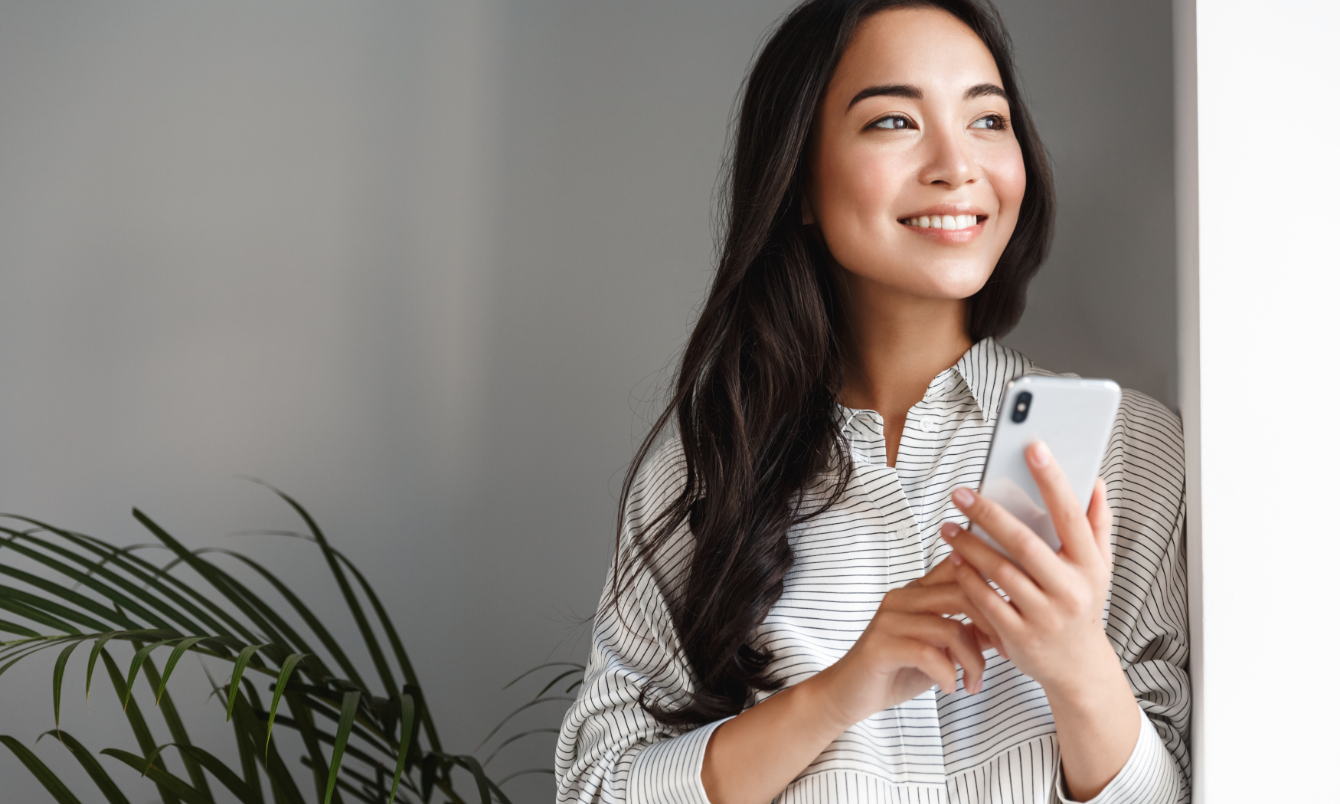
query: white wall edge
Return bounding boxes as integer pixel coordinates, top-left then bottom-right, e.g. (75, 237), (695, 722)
(1172, 0), (1201, 801)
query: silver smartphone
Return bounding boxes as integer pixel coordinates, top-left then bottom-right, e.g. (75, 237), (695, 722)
(969, 376), (1122, 557)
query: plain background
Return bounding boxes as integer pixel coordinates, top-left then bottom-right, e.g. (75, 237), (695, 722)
(1189, 0), (1340, 799)
(0, 1), (1175, 801)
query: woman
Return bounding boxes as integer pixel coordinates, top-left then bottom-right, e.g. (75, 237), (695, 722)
(555, 1), (1189, 802)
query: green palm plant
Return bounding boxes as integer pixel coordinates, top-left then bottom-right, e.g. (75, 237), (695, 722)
(0, 482), (576, 804)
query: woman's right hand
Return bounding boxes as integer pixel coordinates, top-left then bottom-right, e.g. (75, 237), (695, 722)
(809, 557), (996, 729)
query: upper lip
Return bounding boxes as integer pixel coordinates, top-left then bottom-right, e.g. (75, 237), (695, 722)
(899, 204), (988, 220)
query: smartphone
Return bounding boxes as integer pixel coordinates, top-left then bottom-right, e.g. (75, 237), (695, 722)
(969, 376), (1121, 558)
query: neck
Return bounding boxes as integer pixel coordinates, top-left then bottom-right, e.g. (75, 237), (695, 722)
(836, 272), (973, 422)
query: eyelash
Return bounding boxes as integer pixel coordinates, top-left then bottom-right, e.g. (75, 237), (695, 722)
(971, 114), (1009, 131)
(864, 113), (1011, 132)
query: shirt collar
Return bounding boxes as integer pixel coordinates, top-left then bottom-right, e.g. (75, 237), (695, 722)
(837, 337), (1033, 432)
(953, 337), (1033, 424)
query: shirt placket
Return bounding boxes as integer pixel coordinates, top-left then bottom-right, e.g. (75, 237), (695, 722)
(847, 409), (949, 788)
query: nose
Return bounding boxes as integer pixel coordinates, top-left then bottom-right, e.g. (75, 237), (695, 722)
(918, 125), (975, 189)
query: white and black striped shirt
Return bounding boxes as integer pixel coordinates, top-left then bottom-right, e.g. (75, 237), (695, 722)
(556, 338), (1190, 804)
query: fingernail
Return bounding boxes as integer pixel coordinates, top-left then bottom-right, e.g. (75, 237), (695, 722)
(973, 679), (983, 695)
(942, 522), (961, 539)
(1029, 441), (1052, 468)
(953, 488), (975, 509)
(950, 552), (964, 566)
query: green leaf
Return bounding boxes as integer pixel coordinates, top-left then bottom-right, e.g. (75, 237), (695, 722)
(87, 632), (123, 703)
(233, 677), (305, 804)
(21, 525), (251, 642)
(0, 636), (82, 683)
(52, 639), (82, 729)
(500, 661), (584, 691)
(326, 690), (361, 804)
(265, 653), (308, 756)
(474, 696), (574, 750)
(131, 511), (296, 654)
(531, 667), (583, 699)
(252, 483), (398, 699)
(38, 729), (132, 804)
(122, 638), (173, 710)
(482, 728), (560, 767)
(283, 686), (337, 804)
(0, 618), (40, 638)
(172, 744), (267, 804)
(101, 748), (213, 804)
(205, 548), (367, 691)
(336, 552), (441, 750)
(0, 562), (137, 629)
(100, 649), (180, 804)
(388, 693), (414, 804)
(202, 663), (266, 800)
(0, 593), (80, 634)
(155, 636), (209, 705)
(456, 754), (494, 804)
(0, 734), (82, 804)
(226, 643), (266, 721)
(140, 654), (215, 803)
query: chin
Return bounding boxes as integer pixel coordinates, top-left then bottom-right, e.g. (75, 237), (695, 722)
(855, 263), (993, 301)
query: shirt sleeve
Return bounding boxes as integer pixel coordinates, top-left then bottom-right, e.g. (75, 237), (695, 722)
(1056, 393), (1191, 803)
(555, 441), (732, 804)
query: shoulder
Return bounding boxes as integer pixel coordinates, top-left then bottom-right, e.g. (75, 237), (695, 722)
(624, 433), (690, 536)
(1104, 388), (1185, 528)
(619, 433), (696, 603)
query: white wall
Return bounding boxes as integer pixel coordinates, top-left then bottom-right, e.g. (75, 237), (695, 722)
(0, 2), (1177, 802)
(1189, 0), (1340, 800)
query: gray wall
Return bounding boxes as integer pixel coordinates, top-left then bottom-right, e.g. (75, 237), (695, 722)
(0, 1), (1174, 801)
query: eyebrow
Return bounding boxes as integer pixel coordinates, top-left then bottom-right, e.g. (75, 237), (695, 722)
(846, 82), (1009, 111)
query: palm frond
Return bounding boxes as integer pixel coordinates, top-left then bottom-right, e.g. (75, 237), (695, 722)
(1, 488), (572, 804)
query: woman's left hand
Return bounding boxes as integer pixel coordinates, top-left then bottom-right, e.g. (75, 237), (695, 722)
(939, 440), (1114, 695)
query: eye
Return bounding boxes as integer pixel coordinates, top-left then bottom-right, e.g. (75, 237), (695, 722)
(868, 114), (914, 131)
(969, 114), (1009, 131)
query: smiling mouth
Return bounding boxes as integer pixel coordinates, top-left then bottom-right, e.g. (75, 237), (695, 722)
(898, 214), (985, 231)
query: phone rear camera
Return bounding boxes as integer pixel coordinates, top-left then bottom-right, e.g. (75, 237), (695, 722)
(1011, 391), (1032, 423)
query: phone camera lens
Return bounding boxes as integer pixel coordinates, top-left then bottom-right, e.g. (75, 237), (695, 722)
(1011, 391), (1032, 423)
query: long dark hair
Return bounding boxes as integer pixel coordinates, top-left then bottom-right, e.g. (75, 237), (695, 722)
(609, 0), (1055, 729)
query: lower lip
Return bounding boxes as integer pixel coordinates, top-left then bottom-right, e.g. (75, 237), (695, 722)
(901, 220), (984, 243)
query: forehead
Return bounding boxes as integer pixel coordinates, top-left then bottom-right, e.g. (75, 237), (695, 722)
(829, 7), (1003, 97)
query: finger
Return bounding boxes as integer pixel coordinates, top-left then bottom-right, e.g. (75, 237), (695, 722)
(1025, 441), (1101, 568)
(882, 575), (1005, 664)
(956, 590), (1004, 654)
(881, 581), (975, 616)
(886, 614), (986, 695)
(905, 556), (1007, 649)
(942, 522), (1046, 616)
(910, 552), (961, 587)
(951, 555), (1022, 650)
(887, 636), (960, 695)
(949, 488), (1068, 592)
(1087, 478), (1114, 570)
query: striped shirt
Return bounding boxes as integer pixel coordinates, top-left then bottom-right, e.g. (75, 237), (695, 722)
(556, 337), (1190, 804)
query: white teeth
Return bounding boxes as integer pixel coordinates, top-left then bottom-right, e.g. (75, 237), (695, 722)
(902, 214), (981, 230)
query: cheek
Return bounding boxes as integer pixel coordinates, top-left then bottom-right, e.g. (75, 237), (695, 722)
(987, 144), (1027, 221)
(814, 148), (910, 247)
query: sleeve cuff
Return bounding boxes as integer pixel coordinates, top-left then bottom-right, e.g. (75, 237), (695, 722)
(626, 717), (732, 804)
(1056, 709), (1183, 804)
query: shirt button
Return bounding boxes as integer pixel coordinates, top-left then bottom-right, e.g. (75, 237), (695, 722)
(919, 418), (934, 433)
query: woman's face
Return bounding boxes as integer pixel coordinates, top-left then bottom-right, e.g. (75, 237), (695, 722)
(805, 7), (1026, 302)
